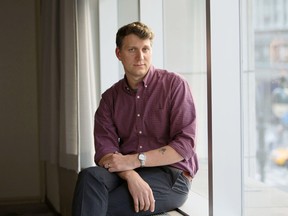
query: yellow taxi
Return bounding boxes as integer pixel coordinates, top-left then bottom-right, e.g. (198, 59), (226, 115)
(271, 147), (288, 167)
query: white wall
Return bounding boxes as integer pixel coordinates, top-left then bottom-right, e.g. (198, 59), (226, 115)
(0, 0), (42, 202)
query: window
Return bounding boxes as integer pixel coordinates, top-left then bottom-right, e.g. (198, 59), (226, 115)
(242, 0), (288, 215)
(162, 1), (208, 215)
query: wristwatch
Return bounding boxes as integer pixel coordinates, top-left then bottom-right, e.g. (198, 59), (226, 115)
(138, 153), (146, 167)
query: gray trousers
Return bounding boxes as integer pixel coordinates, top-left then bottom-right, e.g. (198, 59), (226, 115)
(72, 166), (191, 216)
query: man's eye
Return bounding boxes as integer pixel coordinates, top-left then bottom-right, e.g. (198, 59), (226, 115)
(143, 48), (150, 52)
(128, 48), (135, 52)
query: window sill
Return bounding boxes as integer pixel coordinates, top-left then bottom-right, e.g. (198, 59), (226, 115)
(245, 177), (288, 216)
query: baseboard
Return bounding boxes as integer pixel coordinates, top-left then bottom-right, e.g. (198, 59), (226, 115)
(0, 196), (42, 205)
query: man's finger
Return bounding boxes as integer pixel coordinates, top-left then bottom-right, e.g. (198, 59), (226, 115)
(139, 198), (145, 211)
(134, 198), (139, 213)
(150, 197), (155, 212)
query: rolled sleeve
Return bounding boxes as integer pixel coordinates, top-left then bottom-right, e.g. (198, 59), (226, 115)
(94, 96), (119, 164)
(168, 77), (197, 162)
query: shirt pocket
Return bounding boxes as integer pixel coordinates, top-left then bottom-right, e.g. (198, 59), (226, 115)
(144, 104), (169, 136)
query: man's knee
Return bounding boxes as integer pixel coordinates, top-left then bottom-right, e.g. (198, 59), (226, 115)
(78, 167), (94, 179)
(78, 166), (111, 184)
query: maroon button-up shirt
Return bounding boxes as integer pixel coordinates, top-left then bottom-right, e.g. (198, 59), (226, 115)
(94, 66), (198, 177)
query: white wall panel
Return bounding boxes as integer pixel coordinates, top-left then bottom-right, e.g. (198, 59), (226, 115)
(99, 0), (120, 93)
(139, 0), (164, 68)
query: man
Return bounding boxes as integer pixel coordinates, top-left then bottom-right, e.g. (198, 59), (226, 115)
(72, 21), (198, 216)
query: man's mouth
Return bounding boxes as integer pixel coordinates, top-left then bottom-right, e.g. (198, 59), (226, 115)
(134, 63), (145, 67)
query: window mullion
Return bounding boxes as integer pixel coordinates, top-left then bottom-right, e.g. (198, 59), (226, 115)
(207, 0), (243, 215)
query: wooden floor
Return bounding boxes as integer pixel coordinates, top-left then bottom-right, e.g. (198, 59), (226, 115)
(0, 203), (57, 216)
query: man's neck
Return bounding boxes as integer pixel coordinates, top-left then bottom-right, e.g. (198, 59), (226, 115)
(126, 76), (143, 90)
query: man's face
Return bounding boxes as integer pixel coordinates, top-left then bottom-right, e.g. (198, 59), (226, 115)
(115, 34), (152, 81)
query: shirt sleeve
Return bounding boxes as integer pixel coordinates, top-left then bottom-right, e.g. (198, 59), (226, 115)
(94, 94), (120, 164)
(168, 76), (197, 161)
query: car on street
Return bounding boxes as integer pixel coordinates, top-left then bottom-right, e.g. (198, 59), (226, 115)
(271, 147), (288, 168)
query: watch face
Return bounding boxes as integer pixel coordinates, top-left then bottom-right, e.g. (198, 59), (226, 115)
(139, 153), (146, 167)
(139, 153), (146, 160)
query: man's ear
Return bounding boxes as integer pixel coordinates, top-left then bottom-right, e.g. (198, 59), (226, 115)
(115, 47), (121, 61)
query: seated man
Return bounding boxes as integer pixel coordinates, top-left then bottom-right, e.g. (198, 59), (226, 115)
(72, 21), (198, 216)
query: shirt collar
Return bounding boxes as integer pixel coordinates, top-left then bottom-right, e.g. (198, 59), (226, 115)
(122, 65), (155, 94)
(123, 76), (134, 95)
(142, 65), (155, 88)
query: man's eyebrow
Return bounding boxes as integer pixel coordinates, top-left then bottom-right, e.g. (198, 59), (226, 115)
(126, 45), (137, 49)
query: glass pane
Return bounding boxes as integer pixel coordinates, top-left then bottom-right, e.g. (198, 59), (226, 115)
(163, 0), (208, 215)
(118, 0), (208, 214)
(242, 0), (288, 215)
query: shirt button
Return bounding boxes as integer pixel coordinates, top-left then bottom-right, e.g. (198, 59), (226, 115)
(137, 96), (140, 99)
(139, 146), (143, 149)
(137, 114), (140, 117)
(144, 85), (148, 88)
(139, 131), (142, 134)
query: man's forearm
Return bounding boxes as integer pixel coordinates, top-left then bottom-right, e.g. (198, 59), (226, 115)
(97, 145), (183, 172)
(143, 145), (184, 167)
(117, 169), (138, 180)
(98, 153), (114, 167)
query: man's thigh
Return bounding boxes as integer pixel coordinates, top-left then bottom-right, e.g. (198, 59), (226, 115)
(107, 166), (190, 216)
(80, 166), (123, 191)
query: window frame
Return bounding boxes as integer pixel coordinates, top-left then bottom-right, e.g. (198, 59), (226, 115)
(207, 0), (243, 215)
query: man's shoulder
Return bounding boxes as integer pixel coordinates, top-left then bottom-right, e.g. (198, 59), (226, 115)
(101, 79), (124, 99)
(154, 68), (186, 84)
(105, 79), (123, 92)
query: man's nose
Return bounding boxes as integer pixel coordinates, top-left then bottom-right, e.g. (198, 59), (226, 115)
(136, 50), (144, 60)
